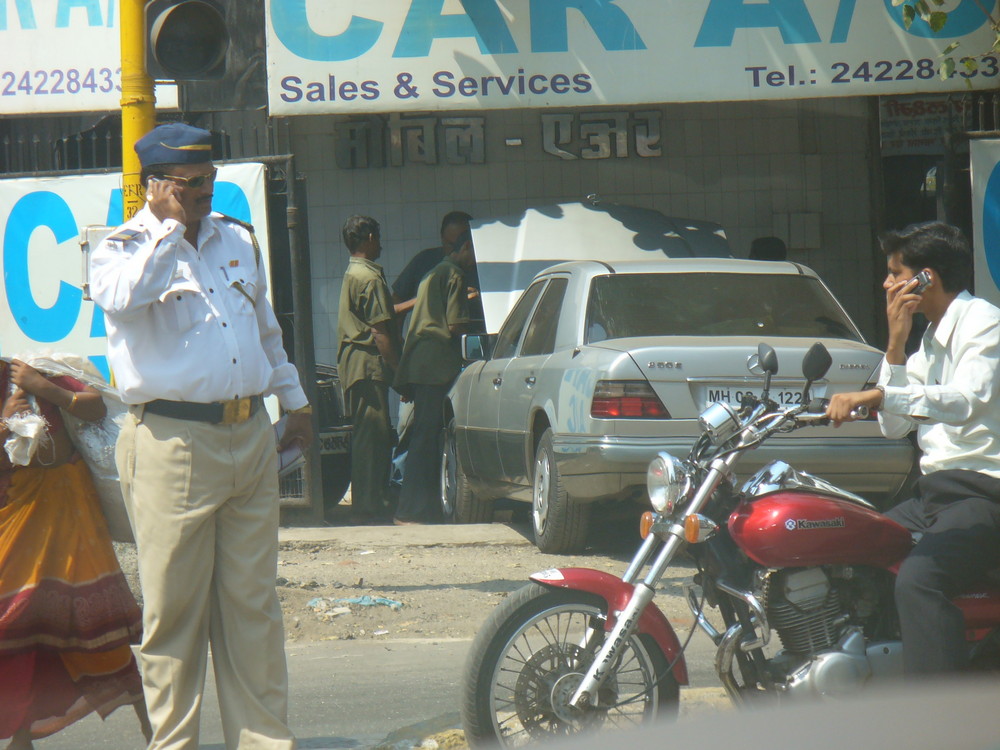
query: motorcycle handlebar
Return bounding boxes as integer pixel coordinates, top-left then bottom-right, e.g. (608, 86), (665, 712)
(739, 397), (873, 449)
(793, 398), (869, 426)
(806, 397), (828, 414)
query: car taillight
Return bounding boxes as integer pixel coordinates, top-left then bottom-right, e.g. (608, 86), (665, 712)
(591, 381), (671, 418)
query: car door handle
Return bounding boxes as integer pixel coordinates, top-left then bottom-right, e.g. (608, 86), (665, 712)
(525, 376), (536, 386)
(492, 377), (502, 387)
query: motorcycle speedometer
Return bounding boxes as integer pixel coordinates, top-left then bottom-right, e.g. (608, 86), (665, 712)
(699, 401), (741, 445)
(647, 451), (691, 515)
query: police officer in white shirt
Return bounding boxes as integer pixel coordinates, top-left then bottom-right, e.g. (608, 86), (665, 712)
(90, 122), (312, 749)
(828, 221), (1000, 676)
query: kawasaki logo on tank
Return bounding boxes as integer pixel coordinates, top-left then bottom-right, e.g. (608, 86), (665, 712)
(785, 517), (846, 531)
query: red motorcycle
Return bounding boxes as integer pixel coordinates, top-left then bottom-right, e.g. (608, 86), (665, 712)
(461, 343), (1000, 748)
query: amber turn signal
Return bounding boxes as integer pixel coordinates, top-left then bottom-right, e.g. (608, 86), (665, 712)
(684, 514), (700, 543)
(684, 513), (720, 543)
(639, 511), (654, 539)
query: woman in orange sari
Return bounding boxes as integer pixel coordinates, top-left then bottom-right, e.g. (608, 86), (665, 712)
(0, 359), (149, 749)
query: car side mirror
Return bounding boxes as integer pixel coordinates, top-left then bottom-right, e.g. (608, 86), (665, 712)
(462, 333), (495, 362)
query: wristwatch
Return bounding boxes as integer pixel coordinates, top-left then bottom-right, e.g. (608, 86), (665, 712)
(874, 385), (885, 408)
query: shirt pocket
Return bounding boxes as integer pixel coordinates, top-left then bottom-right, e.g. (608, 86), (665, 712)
(227, 277), (258, 316)
(157, 272), (203, 333)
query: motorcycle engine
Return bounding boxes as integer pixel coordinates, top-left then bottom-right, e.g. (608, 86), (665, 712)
(767, 567), (843, 654)
(763, 566), (897, 697)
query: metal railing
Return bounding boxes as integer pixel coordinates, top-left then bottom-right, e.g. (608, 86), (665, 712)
(1, 113), (292, 177)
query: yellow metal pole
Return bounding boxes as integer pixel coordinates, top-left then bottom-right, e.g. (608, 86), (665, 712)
(120, 0), (156, 221)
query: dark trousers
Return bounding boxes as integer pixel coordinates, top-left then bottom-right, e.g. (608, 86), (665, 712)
(396, 383), (450, 522)
(346, 379), (393, 516)
(886, 469), (1000, 675)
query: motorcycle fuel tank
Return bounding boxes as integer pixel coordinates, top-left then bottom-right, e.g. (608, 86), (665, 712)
(729, 491), (913, 569)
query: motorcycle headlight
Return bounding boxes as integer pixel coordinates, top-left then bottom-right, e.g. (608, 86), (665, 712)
(646, 451), (691, 515)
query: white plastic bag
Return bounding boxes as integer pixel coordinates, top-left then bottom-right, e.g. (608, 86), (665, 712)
(2, 405), (49, 466)
(5, 351), (134, 543)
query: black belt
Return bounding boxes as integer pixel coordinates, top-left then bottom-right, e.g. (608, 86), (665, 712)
(143, 395), (263, 425)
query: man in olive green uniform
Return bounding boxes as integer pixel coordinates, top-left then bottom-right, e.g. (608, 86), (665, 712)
(337, 216), (400, 522)
(393, 230), (476, 524)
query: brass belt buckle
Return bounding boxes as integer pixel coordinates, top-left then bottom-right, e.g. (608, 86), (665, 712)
(222, 397), (251, 424)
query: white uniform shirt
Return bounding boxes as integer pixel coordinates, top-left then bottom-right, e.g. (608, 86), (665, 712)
(90, 207), (308, 409)
(878, 291), (1000, 479)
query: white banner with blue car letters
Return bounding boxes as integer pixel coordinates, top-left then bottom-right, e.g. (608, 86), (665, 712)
(0, 163), (270, 381)
(971, 140), (1000, 310)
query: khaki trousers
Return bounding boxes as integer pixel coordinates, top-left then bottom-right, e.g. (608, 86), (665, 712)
(117, 408), (294, 750)
(346, 379), (393, 516)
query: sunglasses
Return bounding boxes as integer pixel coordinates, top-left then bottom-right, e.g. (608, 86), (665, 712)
(154, 168), (218, 189)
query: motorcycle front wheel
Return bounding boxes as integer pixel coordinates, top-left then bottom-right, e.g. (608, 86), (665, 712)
(462, 582), (679, 748)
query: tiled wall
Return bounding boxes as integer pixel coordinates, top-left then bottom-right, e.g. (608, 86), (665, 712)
(290, 97), (879, 367)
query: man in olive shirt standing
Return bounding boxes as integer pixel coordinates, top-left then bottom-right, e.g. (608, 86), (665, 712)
(393, 230), (476, 524)
(338, 216), (400, 522)
(391, 210), (474, 324)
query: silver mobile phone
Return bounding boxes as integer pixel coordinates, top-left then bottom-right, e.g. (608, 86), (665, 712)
(912, 269), (932, 294)
(145, 176), (161, 201)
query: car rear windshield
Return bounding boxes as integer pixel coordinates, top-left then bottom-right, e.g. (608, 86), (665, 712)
(585, 273), (864, 343)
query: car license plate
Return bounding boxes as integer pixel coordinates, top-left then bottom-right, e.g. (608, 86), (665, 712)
(701, 385), (822, 410)
(319, 429), (351, 455)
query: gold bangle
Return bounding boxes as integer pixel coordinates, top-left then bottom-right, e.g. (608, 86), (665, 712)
(68, 392), (78, 412)
(288, 404), (312, 415)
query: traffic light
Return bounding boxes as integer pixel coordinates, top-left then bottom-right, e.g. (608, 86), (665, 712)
(145, 0), (229, 81)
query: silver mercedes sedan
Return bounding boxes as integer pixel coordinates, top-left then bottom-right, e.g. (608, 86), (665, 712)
(441, 258), (915, 553)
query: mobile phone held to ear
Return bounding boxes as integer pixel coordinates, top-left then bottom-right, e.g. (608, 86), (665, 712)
(912, 269), (932, 294)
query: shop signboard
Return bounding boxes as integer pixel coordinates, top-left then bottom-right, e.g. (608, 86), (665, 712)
(0, 163), (269, 379)
(267, 0), (1000, 115)
(880, 94), (971, 157)
(0, 0), (177, 115)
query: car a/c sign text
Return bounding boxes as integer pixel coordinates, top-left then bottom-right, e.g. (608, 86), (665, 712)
(266, 0), (1000, 114)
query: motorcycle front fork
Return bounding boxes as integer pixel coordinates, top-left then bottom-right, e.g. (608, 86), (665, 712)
(569, 456), (742, 710)
(568, 529), (684, 710)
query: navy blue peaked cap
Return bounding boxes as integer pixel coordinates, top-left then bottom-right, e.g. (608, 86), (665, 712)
(135, 122), (213, 167)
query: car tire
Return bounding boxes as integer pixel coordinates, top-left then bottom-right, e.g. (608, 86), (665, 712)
(441, 419), (493, 524)
(532, 429), (589, 553)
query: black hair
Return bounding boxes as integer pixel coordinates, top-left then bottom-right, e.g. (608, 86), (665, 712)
(749, 236), (787, 261)
(440, 210), (472, 237)
(341, 215), (381, 253)
(880, 221), (972, 293)
(449, 229), (473, 256)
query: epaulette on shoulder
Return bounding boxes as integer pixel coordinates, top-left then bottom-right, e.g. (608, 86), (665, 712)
(216, 214), (255, 234)
(216, 214), (261, 268)
(106, 228), (142, 243)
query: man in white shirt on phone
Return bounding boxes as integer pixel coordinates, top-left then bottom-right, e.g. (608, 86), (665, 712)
(90, 122), (311, 749)
(827, 221), (1000, 676)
